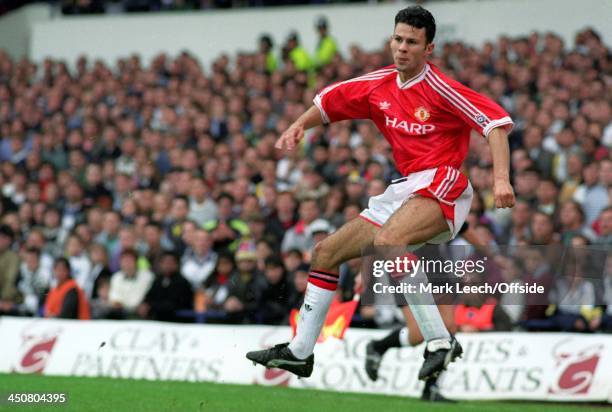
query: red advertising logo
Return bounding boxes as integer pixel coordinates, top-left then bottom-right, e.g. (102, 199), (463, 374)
(549, 340), (603, 395)
(13, 323), (61, 374)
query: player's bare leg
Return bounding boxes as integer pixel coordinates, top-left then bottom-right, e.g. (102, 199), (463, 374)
(372, 196), (463, 380)
(246, 217), (377, 377)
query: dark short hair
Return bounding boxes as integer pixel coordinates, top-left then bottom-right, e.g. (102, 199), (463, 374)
(0, 224), (14, 240)
(217, 192), (235, 203)
(173, 195), (189, 204)
(25, 247), (41, 257)
(120, 248), (138, 260)
(265, 256), (284, 268)
(394, 6), (436, 44)
(53, 257), (71, 273)
(160, 250), (180, 261)
(260, 34), (273, 48)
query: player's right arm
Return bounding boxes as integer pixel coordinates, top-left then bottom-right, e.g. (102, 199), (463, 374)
(274, 105), (323, 151)
(275, 68), (390, 152)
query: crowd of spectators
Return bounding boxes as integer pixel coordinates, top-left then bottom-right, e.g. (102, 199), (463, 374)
(0, 25), (610, 333)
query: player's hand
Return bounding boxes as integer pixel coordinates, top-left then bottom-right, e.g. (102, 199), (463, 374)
(493, 178), (515, 208)
(275, 123), (304, 151)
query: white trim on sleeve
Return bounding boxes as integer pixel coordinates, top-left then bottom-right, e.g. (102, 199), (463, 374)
(483, 116), (514, 137)
(313, 94), (330, 124)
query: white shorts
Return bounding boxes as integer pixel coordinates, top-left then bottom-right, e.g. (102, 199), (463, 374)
(359, 166), (473, 244)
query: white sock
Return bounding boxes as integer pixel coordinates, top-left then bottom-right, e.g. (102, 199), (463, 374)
(288, 280), (336, 359)
(399, 266), (450, 342)
(409, 304), (450, 341)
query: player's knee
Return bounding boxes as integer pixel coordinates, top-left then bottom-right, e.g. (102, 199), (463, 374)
(311, 240), (336, 268)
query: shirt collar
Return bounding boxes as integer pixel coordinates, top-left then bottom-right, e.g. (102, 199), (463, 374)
(396, 64), (429, 90)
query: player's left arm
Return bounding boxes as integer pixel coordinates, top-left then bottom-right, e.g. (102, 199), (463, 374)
(488, 127), (515, 208)
(432, 73), (515, 208)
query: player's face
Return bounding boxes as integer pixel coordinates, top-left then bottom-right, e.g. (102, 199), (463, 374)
(390, 23), (434, 78)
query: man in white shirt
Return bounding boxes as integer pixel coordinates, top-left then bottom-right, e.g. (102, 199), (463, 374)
(181, 229), (217, 290)
(188, 177), (218, 225)
(108, 249), (153, 318)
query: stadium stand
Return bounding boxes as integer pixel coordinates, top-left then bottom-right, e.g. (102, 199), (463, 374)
(0, 23), (610, 334)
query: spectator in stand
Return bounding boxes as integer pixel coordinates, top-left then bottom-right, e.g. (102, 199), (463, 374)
(257, 256), (289, 325)
(108, 249), (154, 319)
(139, 221), (168, 269)
(287, 263), (309, 311)
(530, 211), (558, 245)
(0, 26), (609, 331)
(95, 210), (121, 264)
(281, 198), (324, 253)
(138, 251), (193, 322)
(573, 161), (608, 225)
(258, 34), (277, 74)
(594, 206), (612, 245)
(267, 191), (298, 243)
(181, 229), (217, 290)
(536, 179), (559, 216)
(282, 31), (313, 73)
(204, 192), (249, 253)
(16, 247), (52, 315)
(44, 258), (91, 320)
(598, 256), (612, 332)
(88, 243), (112, 300)
(455, 274), (513, 332)
(501, 199), (532, 245)
(188, 177), (218, 225)
(283, 249), (304, 274)
(314, 16), (338, 69)
(201, 252), (235, 313)
(558, 201), (596, 245)
(224, 241), (264, 323)
(525, 261), (597, 332)
(0, 224), (19, 314)
(64, 234), (94, 298)
(513, 167), (540, 208)
(520, 247), (554, 322)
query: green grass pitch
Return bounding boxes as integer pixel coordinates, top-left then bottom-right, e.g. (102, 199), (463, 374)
(0, 373), (607, 412)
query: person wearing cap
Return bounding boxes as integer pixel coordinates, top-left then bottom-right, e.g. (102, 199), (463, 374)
(0, 224), (20, 314)
(224, 240), (265, 323)
(258, 34), (278, 73)
(303, 218), (335, 262)
(283, 31), (313, 73)
(314, 16), (338, 69)
(306, 218), (334, 246)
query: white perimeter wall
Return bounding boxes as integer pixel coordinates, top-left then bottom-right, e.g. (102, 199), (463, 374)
(0, 0), (610, 69)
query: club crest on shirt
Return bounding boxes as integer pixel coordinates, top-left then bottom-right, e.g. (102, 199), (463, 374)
(379, 101), (391, 110)
(414, 106), (431, 122)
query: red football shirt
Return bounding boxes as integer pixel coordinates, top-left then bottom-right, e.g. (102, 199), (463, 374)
(313, 63), (513, 175)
